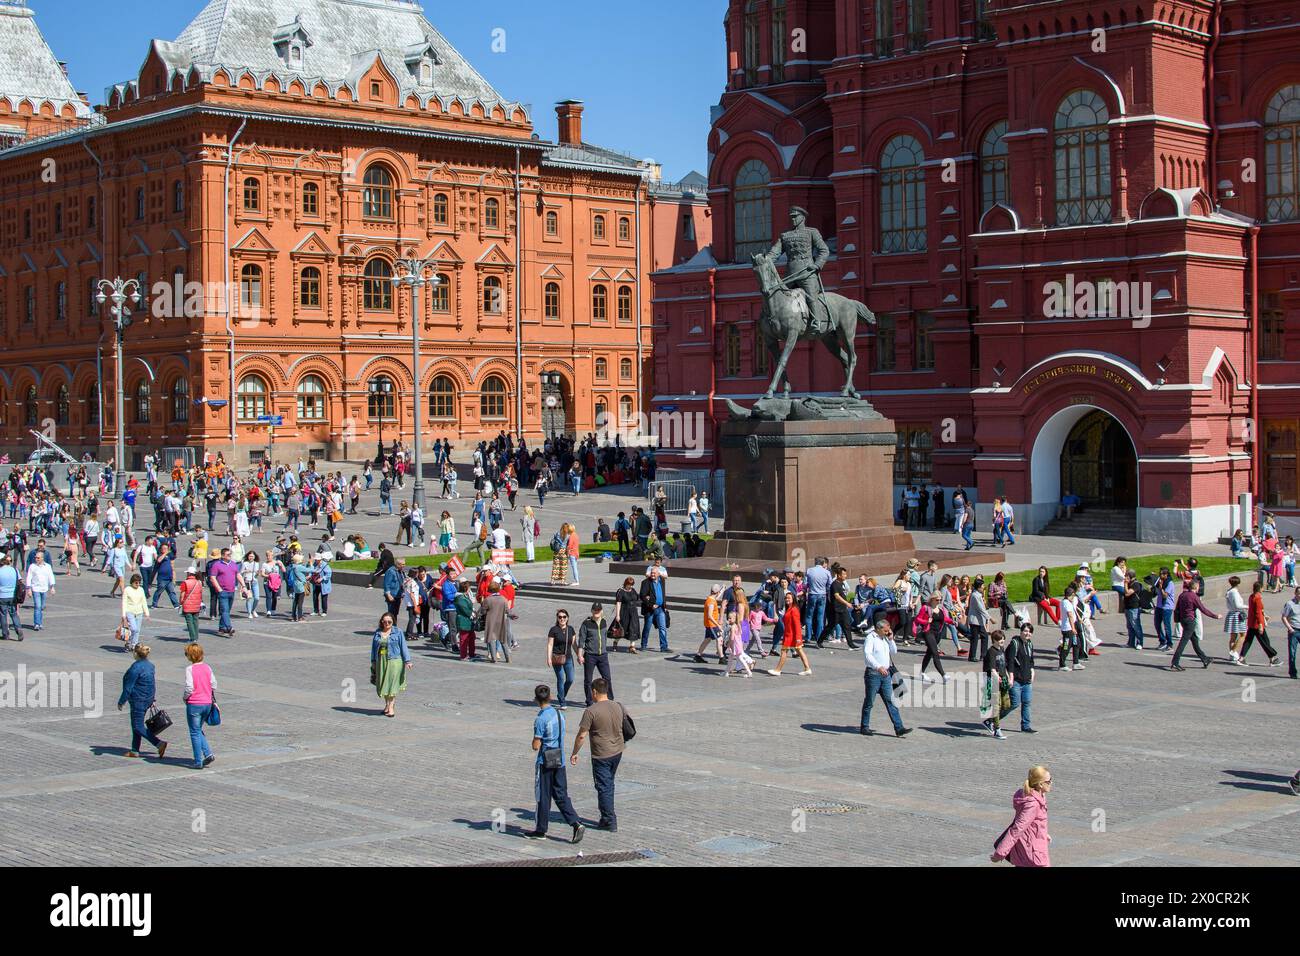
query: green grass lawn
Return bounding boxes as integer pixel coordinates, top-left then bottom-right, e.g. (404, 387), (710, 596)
(332, 535), (713, 572)
(998, 554), (1256, 604)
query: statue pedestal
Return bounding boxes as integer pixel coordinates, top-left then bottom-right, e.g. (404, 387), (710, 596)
(704, 417), (915, 566)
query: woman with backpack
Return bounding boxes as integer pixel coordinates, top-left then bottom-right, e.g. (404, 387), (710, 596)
(991, 766), (1053, 867)
(520, 505), (538, 562)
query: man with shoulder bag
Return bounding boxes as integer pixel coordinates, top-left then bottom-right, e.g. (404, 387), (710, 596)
(526, 684), (584, 843)
(572, 677), (629, 832)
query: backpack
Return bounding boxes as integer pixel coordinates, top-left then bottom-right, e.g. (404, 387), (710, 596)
(550, 530), (565, 552)
(14, 576), (27, 604)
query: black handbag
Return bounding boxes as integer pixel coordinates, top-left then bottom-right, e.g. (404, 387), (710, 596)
(620, 703), (637, 741)
(542, 747), (564, 769)
(145, 704), (172, 736)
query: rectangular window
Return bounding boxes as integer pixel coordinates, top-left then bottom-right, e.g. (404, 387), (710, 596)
(682, 215), (695, 240)
(914, 312), (935, 370)
(1264, 420), (1298, 508)
(875, 0), (895, 58)
(874, 313), (896, 371)
(24, 286), (34, 323)
(1260, 292), (1284, 360)
(893, 425), (934, 484)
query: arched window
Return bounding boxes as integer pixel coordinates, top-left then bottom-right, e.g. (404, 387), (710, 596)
(363, 259), (393, 311)
(733, 159), (772, 261)
(743, 0), (760, 84)
(133, 380), (151, 424)
(1265, 84), (1300, 222)
(980, 121), (1009, 213)
(619, 357), (633, 380)
(618, 216), (631, 241)
(484, 197), (500, 229)
(242, 177), (260, 212)
(482, 275), (503, 314)
(169, 377), (189, 423)
(299, 267), (321, 308)
(480, 375), (507, 419)
(544, 281), (561, 319)
(302, 181), (319, 216)
(1054, 89), (1111, 225)
(173, 180), (185, 214)
(236, 375), (267, 421)
(296, 374), (326, 420)
(367, 376), (395, 419)
(362, 165), (394, 220)
(55, 385), (69, 426)
(879, 134), (927, 252)
(135, 187), (146, 221)
(432, 192), (449, 225)
(593, 214), (606, 239)
(723, 324), (742, 376)
(428, 375), (455, 418)
(619, 395), (634, 423)
(545, 210), (558, 236)
(595, 400), (608, 426)
(86, 383), (99, 425)
(431, 273), (450, 312)
(23, 386), (37, 427)
(771, 0), (788, 82)
(239, 264), (262, 308)
(592, 284), (608, 320)
(595, 357), (609, 380)
(617, 285), (633, 322)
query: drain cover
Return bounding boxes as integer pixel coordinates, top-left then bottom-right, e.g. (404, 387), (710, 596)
(472, 849), (653, 867)
(796, 802), (863, 814)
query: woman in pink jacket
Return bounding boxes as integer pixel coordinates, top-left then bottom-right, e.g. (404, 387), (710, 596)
(991, 765), (1052, 867)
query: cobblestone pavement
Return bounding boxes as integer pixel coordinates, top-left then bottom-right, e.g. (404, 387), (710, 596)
(0, 472), (1295, 866)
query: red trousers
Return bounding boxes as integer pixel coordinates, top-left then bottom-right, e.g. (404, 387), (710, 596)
(458, 630), (476, 660)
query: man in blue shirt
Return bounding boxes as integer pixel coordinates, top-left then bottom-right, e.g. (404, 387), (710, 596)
(804, 557), (832, 643)
(639, 568), (669, 653)
(526, 683), (584, 843)
(0, 556), (21, 640)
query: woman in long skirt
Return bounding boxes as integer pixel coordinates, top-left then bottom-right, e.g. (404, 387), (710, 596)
(549, 524), (570, 584)
(370, 613), (411, 718)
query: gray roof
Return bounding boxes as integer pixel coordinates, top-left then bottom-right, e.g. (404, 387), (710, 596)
(0, 1), (93, 117)
(115, 0), (525, 118)
(543, 141), (649, 177)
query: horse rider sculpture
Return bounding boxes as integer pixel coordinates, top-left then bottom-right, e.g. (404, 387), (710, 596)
(767, 206), (832, 337)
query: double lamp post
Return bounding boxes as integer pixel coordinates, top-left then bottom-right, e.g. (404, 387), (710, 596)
(388, 255), (443, 512)
(96, 276), (143, 477)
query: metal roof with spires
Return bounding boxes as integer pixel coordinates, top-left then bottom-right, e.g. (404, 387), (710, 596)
(0, 0), (93, 117)
(130, 0), (523, 116)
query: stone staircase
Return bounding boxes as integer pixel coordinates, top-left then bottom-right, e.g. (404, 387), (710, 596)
(1039, 507), (1137, 542)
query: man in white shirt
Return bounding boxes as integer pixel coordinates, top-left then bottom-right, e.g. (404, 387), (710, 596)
(488, 524), (508, 550)
(859, 620), (912, 737)
(135, 538), (159, 601)
(24, 551), (56, 631)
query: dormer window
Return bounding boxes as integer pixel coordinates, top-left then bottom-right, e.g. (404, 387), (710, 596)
(419, 59), (433, 86)
(273, 16), (314, 71)
(289, 43), (303, 69)
(404, 37), (441, 86)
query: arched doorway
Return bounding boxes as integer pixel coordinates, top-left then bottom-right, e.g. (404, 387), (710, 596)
(1060, 409), (1137, 508)
(540, 371), (571, 440)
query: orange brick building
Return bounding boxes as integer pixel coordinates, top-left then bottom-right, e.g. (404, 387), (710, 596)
(0, 0), (709, 465)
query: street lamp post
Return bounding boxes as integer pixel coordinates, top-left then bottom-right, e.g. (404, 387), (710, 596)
(392, 256), (444, 512)
(95, 277), (143, 477)
(369, 378), (392, 465)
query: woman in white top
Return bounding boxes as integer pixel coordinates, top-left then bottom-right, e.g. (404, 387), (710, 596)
(687, 492), (700, 533)
(409, 504), (425, 545)
(261, 556), (284, 617)
(241, 552), (262, 618)
(234, 504), (251, 539)
(1224, 577), (1248, 663)
(520, 505), (537, 562)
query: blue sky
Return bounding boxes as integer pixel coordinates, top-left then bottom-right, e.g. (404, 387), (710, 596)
(31, 0), (723, 180)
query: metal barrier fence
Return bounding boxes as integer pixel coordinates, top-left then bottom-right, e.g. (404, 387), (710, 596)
(646, 473), (725, 519)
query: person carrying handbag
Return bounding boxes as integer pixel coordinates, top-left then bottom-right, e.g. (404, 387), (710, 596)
(546, 610), (577, 708)
(182, 642), (218, 769)
(117, 644), (167, 761)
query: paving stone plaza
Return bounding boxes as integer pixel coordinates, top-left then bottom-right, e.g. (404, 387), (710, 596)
(1, 476), (1296, 867)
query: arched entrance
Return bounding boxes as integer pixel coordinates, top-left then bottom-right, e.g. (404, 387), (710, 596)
(1060, 409), (1137, 508)
(1029, 404), (1139, 535)
(540, 372), (571, 440)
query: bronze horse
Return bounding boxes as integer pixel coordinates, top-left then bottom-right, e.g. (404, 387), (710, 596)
(751, 252), (875, 399)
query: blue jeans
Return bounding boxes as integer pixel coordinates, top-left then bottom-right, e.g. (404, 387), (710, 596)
(0, 599), (19, 638)
(124, 611), (143, 646)
(552, 658), (574, 704)
(185, 703), (214, 766)
(31, 590), (46, 628)
(961, 525), (974, 549)
(689, 514), (700, 532)
(592, 752), (621, 827)
(217, 591), (234, 632)
(1154, 607), (1173, 647)
(129, 701), (162, 752)
(641, 607), (668, 650)
(534, 763), (580, 834)
(1124, 607), (1144, 646)
(1007, 682), (1033, 730)
(567, 555), (580, 584)
(861, 668), (904, 732)
(804, 593), (826, 642)
(151, 580), (179, 608)
(1289, 629), (1299, 678)
(700, 513), (709, 532)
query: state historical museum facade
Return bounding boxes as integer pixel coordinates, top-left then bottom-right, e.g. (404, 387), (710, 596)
(0, 0), (708, 465)
(651, 0), (1300, 544)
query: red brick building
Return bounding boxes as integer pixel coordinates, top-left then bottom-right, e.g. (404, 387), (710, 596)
(650, 0), (1300, 543)
(0, 0), (709, 466)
